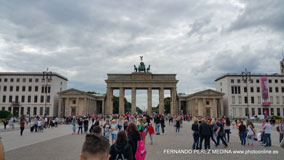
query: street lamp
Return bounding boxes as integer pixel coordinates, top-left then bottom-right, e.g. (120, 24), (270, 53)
(42, 68), (52, 117)
(241, 68), (252, 119)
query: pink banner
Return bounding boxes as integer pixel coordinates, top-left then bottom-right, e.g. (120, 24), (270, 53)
(261, 77), (268, 99)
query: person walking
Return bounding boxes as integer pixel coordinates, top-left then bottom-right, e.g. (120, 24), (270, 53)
(210, 120), (217, 146)
(191, 119), (199, 149)
(111, 120), (119, 144)
(263, 119), (272, 147)
(20, 118), (25, 136)
(278, 120), (284, 143)
(126, 123), (141, 160)
(83, 118), (89, 133)
(199, 119), (212, 149)
(77, 118), (83, 134)
(216, 119), (228, 147)
(72, 123), (76, 135)
(175, 116), (181, 133)
(224, 117), (231, 143)
(160, 115), (165, 134)
(109, 131), (133, 160)
(154, 114), (161, 135)
(148, 123), (155, 145)
(247, 121), (255, 146)
(3, 119), (8, 130)
(139, 117), (148, 144)
(238, 121), (247, 145)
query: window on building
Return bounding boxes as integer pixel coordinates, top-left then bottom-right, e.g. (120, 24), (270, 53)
(40, 96), (44, 103)
(21, 96), (25, 103)
(16, 78), (20, 82)
(47, 96), (50, 103)
(28, 96), (31, 103)
(3, 86), (7, 92)
(0, 78), (1, 82)
(23, 78), (26, 82)
(29, 78), (32, 82)
(252, 108), (255, 116)
(244, 96), (248, 104)
(275, 79), (278, 83)
(2, 96), (6, 103)
(231, 79), (234, 83)
(251, 96), (255, 104)
(41, 86), (44, 93)
(22, 86), (26, 92)
(258, 108), (261, 115)
(220, 82), (222, 86)
(238, 86), (241, 94)
(283, 96), (284, 104)
(281, 80), (284, 83)
(270, 96), (273, 104)
(4, 78), (7, 82)
(8, 107), (11, 112)
(34, 96), (38, 103)
(9, 96), (12, 102)
(28, 86), (32, 92)
(35, 86), (38, 92)
(48, 86), (51, 93)
(10, 78), (14, 82)
(268, 79), (272, 83)
(72, 100), (76, 104)
(232, 96), (235, 104)
(10, 86), (13, 92)
(257, 87), (260, 93)
(16, 86), (19, 92)
(237, 79), (241, 83)
(238, 96), (242, 104)
(33, 107), (37, 115)
(276, 87), (279, 93)
(20, 107), (24, 116)
(245, 108), (249, 116)
(271, 108), (274, 116)
(269, 87), (272, 93)
(250, 87), (254, 93)
(2, 107), (5, 111)
(282, 87), (284, 93)
(258, 96), (261, 104)
(244, 87), (247, 93)
(250, 79), (254, 83)
(35, 78), (39, 82)
(27, 107), (30, 115)
(277, 108), (280, 116)
(46, 107), (50, 116)
(276, 96), (280, 104)
(15, 96), (19, 103)
(231, 86), (234, 94)
(40, 107), (43, 115)
(256, 79), (260, 83)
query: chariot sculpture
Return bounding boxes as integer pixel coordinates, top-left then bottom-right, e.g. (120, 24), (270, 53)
(134, 56), (151, 73)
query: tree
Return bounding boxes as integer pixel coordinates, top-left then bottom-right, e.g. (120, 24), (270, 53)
(155, 97), (171, 114)
(0, 110), (12, 119)
(112, 96), (143, 114)
(87, 91), (96, 94)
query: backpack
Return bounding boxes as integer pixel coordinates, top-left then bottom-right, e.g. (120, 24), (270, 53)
(135, 139), (146, 160)
(114, 145), (127, 160)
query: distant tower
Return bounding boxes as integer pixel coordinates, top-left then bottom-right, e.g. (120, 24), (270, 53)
(281, 53), (284, 75)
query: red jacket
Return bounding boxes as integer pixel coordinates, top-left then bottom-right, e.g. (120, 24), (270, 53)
(148, 126), (155, 134)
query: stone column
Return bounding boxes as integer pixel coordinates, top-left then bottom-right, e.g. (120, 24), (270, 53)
(76, 97), (79, 116)
(159, 88), (164, 114)
(213, 98), (218, 118)
(220, 99), (224, 116)
(178, 100), (181, 115)
(171, 88), (177, 115)
(119, 88), (125, 114)
(102, 100), (105, 115)
(198, 99), (202, 116)
(58, 97), (62, 117)
(147, 88), (152, 115)
(65, 97), (69, 116)
(131, 88), (136, 114)
(106, 88), (113, 115)
(186, 100), (190, 115)
(94, 100), (97, 115)
(84, 98), (87, 116)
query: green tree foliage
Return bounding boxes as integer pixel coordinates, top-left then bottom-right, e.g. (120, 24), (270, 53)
(154, 97), (171, 114)
(0, 110), (12, 119)
(112, 96), (143, 114)
(87, 91), (96, 94)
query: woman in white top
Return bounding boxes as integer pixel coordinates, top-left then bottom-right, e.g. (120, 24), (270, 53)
(247, 121), (255, 146)
(224, 117), (231, 143)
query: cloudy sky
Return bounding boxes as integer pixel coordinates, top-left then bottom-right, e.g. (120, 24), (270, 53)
(0, 0), (284, 110)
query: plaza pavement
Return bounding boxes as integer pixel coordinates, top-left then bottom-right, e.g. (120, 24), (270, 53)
(2, 121), (284, 160)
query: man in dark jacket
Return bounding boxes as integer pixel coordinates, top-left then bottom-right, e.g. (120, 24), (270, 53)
(154, 115), (161, 135)
(127, 131), (140, 160)
(199, 119), (212, 149)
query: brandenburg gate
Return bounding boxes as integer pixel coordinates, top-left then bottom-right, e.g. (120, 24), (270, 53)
(105, 57), (179, 115)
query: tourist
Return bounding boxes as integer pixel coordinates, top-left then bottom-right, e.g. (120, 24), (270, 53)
(20, 118), (25, 136)
(216, 119), (228, 147)
(111, 120), (119, 144)
(30, 119), (35, 132)
(90, 126), (102, 137)
(160, 115), (165, 134)
(72, 123), (76, 135)
(126, 123), (141, 160)
(175, 116), (181, 133)
(148, 123), (155, 145)
(109, 131), (133, 160)
(123, 119), (128, 131)
(129, 115), (135, 124)
(224, 117), (231, 143)
(2, 119), (8, 130)
(78, 118), (83, 134)
(247, 121), (255, 146)
(104, 124), (110, 140)
(278, 120), (284, 143)
(118, 116), (124, 131)
(80, 134), (110, 160)
(263, 119), (272, 147)
(238, 121), (247, 146)
(210, 120), (217, 146)
(139, 117), (148, 144)
(83, 118), (89, 133)
(191, 119), (199, 149)
(34, 118), (38, 132)
(154, 114), (161, 135)
(38, 118), (43, 132)
(199, 118), (211, 149)
(9, 118), (14, 129)
(55, 117), (59, 127)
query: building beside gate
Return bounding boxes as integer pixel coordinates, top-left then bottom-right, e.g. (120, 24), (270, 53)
(0, 72), (67, 117)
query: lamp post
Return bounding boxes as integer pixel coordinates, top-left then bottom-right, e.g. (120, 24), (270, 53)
(242, 68), (252, 119)
(42, 68), (52, 117)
